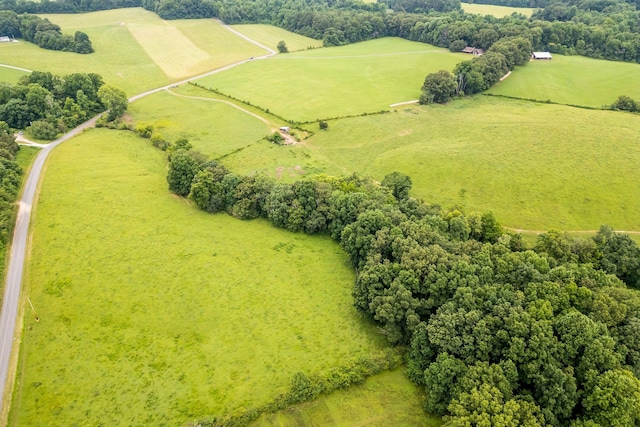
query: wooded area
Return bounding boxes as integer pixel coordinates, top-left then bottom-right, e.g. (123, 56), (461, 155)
(161, 140), (640, 426)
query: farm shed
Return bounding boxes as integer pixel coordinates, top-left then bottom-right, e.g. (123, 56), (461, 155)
(279, 126), (290, 133)
(0, 36), (11, 43)
(532, 52), (552, 60)
(462, 47), (484, 55)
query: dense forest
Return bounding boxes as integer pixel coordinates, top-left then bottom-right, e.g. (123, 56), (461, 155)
(1, 0), (639, 62)
(0, 11), (93, 53)
(0, 71), (127, 138)
(152, 137), (640, 426)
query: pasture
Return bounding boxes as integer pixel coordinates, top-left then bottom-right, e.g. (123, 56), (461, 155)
(298, 96), (640, 232)
(195, 37), (467, 122)
(489, 54), (640, 108)
(461, 2), (535, 17)
(0, 66), (29, 84)
(231, 24), (323, 52)
(10, 129), (388, 426)
(252, 368), (441, 427)
(127, 87), (273, 159)
(1, 8), (266, 94)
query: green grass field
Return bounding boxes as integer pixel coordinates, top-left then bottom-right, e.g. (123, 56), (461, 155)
(127, 87), (274, 158)
(195, 37), (467, 122)
(231, 24), (323, 52)
(252, 368), (441, 427)
(0, 8), (266, 95)
(10, 129), (388, 426)
(461, 2), (535, 17)
(293, 96), (640, 231)
(0, 66), (29, 84)
(489, 54), (640, 108)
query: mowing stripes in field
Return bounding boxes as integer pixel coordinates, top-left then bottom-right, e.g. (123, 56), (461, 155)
(126, 22), (210, 79)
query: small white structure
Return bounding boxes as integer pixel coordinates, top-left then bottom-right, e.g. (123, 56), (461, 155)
(279, 126), (290, 133)
(0, 36), (11, 43)
(532, 52), (552, 60)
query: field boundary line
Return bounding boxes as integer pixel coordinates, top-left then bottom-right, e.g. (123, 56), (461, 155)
(272, 50), (445, 60)
(505, 227), (640, 235)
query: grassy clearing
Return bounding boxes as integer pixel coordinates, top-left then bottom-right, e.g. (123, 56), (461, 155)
(252, 368), (440, 427)
(489, 55), (640, 108)
(1, 8), (265, 95)
(10, 128), (387, 426)
(0, 66), (29, 84)
(231, 24), (322, 52)
(195, 37), (467, 122)
(297, 96), (640, 231)
(127, 87), (273, 158)
(461, 2), (535, 17)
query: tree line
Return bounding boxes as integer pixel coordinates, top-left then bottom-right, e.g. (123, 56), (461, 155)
(0, 123), (22, 253)
(0, 11), (93, 53)
(1, 0), (639, 63)
(156, 137), (640, 426)
(0, 71), (127, 139)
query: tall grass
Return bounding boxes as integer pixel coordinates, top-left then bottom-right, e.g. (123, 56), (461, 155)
(10, 129), (387, 426)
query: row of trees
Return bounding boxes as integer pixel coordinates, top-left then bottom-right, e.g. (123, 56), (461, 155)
(611, 94), (640, 112)
(421, 36), (532, 103)
(0, 11), (93, 53)
(0, 71), (127, 138)
(160, 139), (640, 426)
(1, 0), (639, 62)
(0, 123), (22, 249)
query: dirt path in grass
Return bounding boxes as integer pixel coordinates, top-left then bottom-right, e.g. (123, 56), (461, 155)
(0, 64), (32, 73)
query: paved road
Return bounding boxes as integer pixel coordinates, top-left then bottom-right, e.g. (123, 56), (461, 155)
(0, 115), (99, 409)
(0, 20), (277, 414)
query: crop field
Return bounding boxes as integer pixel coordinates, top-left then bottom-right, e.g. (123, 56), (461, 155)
(461, 2), (535, 17)
(10, 129), (388, 426)
(296, 96), (640, 231)
(0, 8), (266, 94)
(0, 66), (29, 84)
(231, 24), (323, 52)
(489, 54), (640, 107)
(195, 38), (467, 122)
(252, 368), (441, 427)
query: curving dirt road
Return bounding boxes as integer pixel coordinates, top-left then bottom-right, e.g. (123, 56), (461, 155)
(0, 20), (277, 415)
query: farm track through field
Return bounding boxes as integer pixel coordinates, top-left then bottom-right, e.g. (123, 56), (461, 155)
(0, 64), (32, 73)
(0, 18), (277, 417)
(272, 50), (444, 60)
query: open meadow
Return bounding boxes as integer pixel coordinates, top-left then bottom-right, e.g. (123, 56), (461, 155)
(252, 369), (441, 427)
(126, 88), (274, 158)
(489, 54), (640, 107)
(195, 37), (467, 122)
(0, 8), (268, 94)
(231, 24), (322, 52)
(295, 96), (640, 232)
(9, 129), (389, 425)
(0, 66), (29, 84)
(461, 2), (535, 17)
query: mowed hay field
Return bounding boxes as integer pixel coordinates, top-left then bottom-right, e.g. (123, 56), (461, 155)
(298, 96), (640, 231)
(489, 54), (640, 107)
(195, 38), (467, 122)
(10, 129), (388, 426)
(0, 8), (267, 94)
(252, 369), (440, 427)
(461, 2), (535, 17)
(231, 24), (322, 52)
